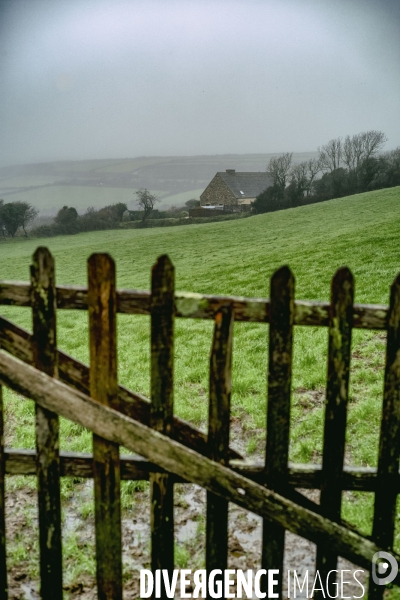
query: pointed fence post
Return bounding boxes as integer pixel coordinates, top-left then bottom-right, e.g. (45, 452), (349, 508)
(369, 274), (400, 600)
(88, 254), (122, 600)
(150, 255), (175, 599)
(315, 268), (354, 599)
(262, 266), (294, 598)
(206, 305), (234, 587)
(31, 247), (62, 600)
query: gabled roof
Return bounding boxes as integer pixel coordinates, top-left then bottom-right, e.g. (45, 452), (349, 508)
(218, 170), (273, 199)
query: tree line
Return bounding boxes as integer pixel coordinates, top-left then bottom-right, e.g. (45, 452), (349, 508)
(0, 189), (192, 239)
(253, 130), (400, 213)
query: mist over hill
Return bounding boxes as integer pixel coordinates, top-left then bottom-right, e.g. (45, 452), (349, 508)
(0, 153), (317, 215)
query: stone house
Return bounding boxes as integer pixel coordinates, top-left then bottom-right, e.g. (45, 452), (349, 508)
(200, 169), (273, 208)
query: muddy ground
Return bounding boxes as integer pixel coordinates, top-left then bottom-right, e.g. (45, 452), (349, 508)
(6, 421), (368, 599)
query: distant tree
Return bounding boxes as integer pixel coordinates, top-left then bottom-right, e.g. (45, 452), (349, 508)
(288, 158), (321, 202)
(377, 147), (400, 188)
(318, 138), (343, 173)
(312, 168), (349, 200)
(0, 200), (4, 237)
(342, 131), (387, 192)
(267, 153), (293, 199)
(98, 202), (128, 222)
(304, 158), (322, 196)
(55, 205), (78, 233)
(185, 199), (200, 209)
(0, 201), (38, 237)
(135, 188), (159, 223)
(252, 185), (283, 214)
(284, 180), (304, 207)
(20, 203), (39, 236)
(289, 163), (309, 199)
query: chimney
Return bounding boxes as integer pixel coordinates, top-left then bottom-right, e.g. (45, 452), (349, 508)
(226, 169), (235, 174)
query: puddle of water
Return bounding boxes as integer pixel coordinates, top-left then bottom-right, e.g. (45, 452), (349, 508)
(20, 583), (40, 600)
(176, 519), (198, 543)
(123, 519), (150, 547)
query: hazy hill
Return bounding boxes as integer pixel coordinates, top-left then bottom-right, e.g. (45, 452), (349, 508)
(0, 152), (317, 214)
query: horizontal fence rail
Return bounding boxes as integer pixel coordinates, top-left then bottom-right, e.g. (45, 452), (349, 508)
(3, 449), (400, 492)
(0, 281), (389, 328)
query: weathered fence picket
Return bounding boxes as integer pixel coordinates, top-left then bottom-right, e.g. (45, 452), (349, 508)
(150, 255), (175, 596)
(0, 249), (399, 599)
(31, 247), (63, 599)
(262, 266), (294, 596)
(315, 268), (354, 598)
(369, 274), (400, 600)
(88, 254), (122, 600)
(206, 305), (233, 583)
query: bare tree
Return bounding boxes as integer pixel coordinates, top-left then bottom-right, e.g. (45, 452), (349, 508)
(267, 152), (293, 193)
(305, 158), (321, 195)
(290, 162), (308, 197)
(135, 188), (159, 223)
(343, 130), (387, 170)
(289, 158), (321, 198)
(318, 138), (343, 172)
(342, 130), (387, 191)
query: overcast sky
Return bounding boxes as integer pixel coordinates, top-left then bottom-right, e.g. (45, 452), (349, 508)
(1, 0), (399, 167)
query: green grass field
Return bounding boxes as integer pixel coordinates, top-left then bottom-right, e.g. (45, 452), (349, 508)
(2, 186), (400, 595)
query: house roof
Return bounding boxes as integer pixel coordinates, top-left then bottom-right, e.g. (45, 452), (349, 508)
(218, 170), (273, 199)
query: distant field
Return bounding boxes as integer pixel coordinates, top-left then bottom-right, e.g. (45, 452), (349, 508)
(159, 188), (204, 206)
(0, 152), (318, 214)
(0, 174), (61, 188)
(0, 185), (167, 213)
(2, 186), (399, 593)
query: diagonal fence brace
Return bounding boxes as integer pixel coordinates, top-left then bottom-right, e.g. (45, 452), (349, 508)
(0, 348), (399, 582)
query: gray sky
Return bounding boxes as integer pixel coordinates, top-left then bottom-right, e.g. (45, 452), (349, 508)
(1, 0), (399, 167)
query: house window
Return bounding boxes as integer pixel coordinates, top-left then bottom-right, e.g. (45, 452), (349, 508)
(240, 191), (245, 195)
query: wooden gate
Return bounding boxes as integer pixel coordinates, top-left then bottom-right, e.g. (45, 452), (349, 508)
(0, 247), (399, 599)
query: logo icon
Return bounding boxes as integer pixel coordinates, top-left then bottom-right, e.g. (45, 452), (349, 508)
(372, 551), (399, 585)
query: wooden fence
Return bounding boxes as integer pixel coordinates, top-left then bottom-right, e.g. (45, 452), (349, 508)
(0, 247), (399, 600)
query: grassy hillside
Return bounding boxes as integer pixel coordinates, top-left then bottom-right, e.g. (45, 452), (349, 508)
(0, 152), (317, 214)
(1, 186), (400, 591)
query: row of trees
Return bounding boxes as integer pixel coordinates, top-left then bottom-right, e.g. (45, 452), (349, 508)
(253, 131), (400, 213)
(33, 202), (129, 237)
(0, 188), (191, 239)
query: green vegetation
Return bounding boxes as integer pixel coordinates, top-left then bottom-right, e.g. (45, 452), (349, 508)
(1, 185), (400, 592)
(254, 131), (400, 213)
